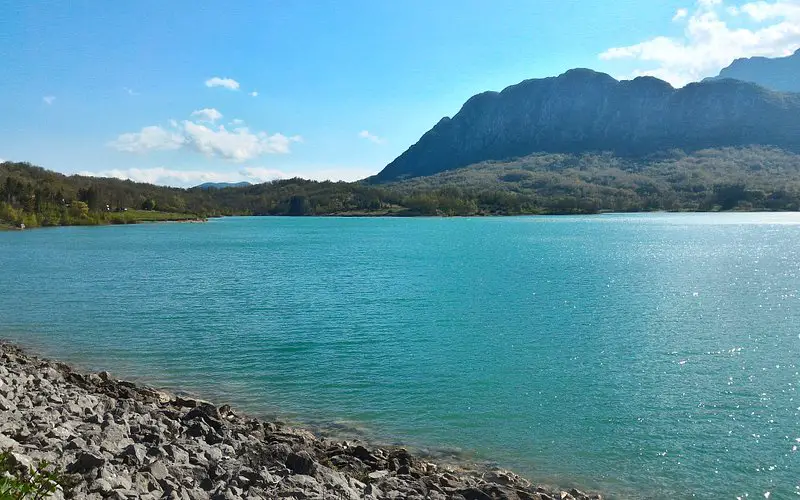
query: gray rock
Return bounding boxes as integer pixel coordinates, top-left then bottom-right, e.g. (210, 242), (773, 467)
(0, 433), (22, 451)
(0, 395), (14, 411)
(47, 426), (72, 440)
(8, 452), (32, 470)
(131, 471), (159, 493)
(105, 470), (133, 490)
(65, 436), (87, 450)
(205, 446), (223, 462)
(68, 451), (106, 473)
(368, 470), (390, 480)
(146, 460), (169, 481)
(121, 442), (147, 465)
(0, 342), (600, 500)
(286, 450), (317, 475)
(351, 444), (379, 463)
(88, 478), (113, 494)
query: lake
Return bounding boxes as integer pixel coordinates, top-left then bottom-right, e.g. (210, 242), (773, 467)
(1, 214), (798, 499)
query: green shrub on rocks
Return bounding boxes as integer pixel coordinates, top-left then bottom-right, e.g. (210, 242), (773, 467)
(0, 451), (62, 500)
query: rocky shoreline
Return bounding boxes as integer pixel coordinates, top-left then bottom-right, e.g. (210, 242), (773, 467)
(0, 342), (602, 500)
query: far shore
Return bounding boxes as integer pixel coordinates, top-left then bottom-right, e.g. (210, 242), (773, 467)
(5, 207), (800, 232)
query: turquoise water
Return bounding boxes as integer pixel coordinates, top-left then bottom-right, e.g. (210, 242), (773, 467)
(1, 214), (799, 499)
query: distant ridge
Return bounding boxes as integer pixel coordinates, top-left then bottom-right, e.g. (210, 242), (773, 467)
(195, 181), (252, 190)
(711, 49), (800, 92)
(371, 69), (800, 182)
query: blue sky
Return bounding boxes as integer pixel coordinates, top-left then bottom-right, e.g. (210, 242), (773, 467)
(1, 0), (799, 186)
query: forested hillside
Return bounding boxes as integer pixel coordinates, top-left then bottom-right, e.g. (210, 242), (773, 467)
(386, 147), (800, 214)
(0, 162), (402, 227)
(3, 146), (800, 228)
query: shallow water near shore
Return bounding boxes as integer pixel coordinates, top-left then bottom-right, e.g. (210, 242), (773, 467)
(1, 214), (799, 499)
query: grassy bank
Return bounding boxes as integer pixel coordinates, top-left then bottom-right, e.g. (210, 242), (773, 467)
(0, 207), (205, 230)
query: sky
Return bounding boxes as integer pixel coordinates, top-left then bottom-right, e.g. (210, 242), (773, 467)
(1, 0), (799, 187)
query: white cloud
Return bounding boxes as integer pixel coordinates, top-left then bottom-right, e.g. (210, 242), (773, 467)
(741, 0), (800, 20)
(76, 164), (378, 187)
(358, 130), (386, 144)
(182, 121), (302, 161)
(110, 111), (301, 162)
(191, 108), (223, 123)
(123, 87), (139, 96)
(282, 165), (380, 182)
(108, 126), (186, 153)
(205, 77), (240, 90)
(599, 0), (800, 87)
(42, 96), (55, 105)
(674, 8), (690, 20)
(77, 167), (238, 187)
(250, 91), (259, 97)
(229, 118), (245, 126)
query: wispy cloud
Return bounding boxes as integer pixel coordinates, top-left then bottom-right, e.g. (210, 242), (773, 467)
(358, 130), (386, 144)
(109, 111), (302, 162)
(190, 108), (223, 123)
(673, 8), (689, 20)
(77, 164), (379, 187)
(123, 87), (139, 96)
(108, 126), (185, 153)
(249, 91), (259, 97)
(599, 0), (800, 87)
(42, 96), (56, 105)
(77, 167), (245, 187)
(205, 77), (240, 90)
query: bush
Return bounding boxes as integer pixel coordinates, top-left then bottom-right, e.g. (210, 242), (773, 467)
(0, 202), (21, 224)
(0, 450), (63, 499)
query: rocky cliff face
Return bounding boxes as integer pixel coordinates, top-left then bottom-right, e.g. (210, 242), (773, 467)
(373, 69), (800, 182)
(714, 49), (800, 92)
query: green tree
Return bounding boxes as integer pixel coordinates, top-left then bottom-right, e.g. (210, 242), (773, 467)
(68, 201), (89, 219)
(288, 195), (311, 215)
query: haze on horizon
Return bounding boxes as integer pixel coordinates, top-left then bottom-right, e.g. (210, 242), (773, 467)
(1, 0), (799, 188)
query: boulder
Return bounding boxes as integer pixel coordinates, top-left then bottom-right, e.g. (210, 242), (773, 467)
(68, 451), (106, 473)
(0, 433), (22, 451)
(286, 450), (317, 475)
(146, 461), (169, 481)
(121, 443), (147, 466)
(0, 395), (14, 411)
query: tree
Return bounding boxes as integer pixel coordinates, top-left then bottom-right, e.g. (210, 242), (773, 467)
(69, 201), (89, 218)
(141, 198), (157, 211)
(288, 195), (311, 215)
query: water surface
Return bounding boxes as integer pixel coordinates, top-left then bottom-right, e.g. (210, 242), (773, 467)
(1, 214), (798, 499)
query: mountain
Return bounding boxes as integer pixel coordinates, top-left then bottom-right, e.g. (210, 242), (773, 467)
(372, 69), (800, 182)
(713, 50), (800, 92)
(195, 181), (252, 190)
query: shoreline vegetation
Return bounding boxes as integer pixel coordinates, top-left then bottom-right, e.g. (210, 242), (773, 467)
(0, 210), (207, 231)
(0, 341), (603, 499)
(4, 146), (800, 229)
